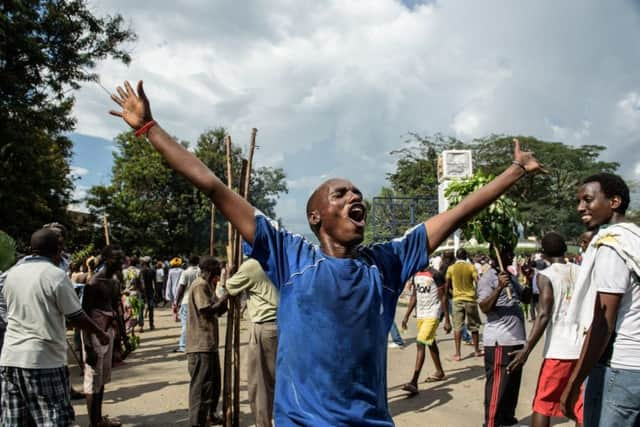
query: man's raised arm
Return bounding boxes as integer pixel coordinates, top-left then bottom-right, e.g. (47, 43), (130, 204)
(424, 139), (544, 253)
(109, 80), (256, 243)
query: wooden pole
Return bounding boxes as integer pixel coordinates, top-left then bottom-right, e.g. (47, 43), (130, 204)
(243, 128), (257, 197)
(223, 134), (235, 427)
(493, 245), (512, 300)
(103, 214), (110, 246)
(232, 159), (248, 427)
(225, 135), (235, 265)
(223, 130), (259, 426)
(209, 204), (216, 256)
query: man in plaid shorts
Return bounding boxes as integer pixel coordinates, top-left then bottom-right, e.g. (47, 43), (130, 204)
(0, 229), (110, 426)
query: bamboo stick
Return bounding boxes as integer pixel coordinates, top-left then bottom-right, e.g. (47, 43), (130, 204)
(209, 204), (216, 256)
(223, 134), (235, 427)
(493, 245), (512, 300)
(232, 159), (248, 427)
(103, 214), (110, 246)
(243, 128), (257, 197)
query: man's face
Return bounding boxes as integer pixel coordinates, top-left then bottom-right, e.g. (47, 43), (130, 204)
(577, 182), (618, 230)
(580, 232), (594, 252)
(202, 270), (220, 285)
(311, 178), (366, 247)
(105, 249), (124, 271)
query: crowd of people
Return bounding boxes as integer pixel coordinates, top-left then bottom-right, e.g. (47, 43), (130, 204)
(0, 77), (637, 427)
(392, 172), (638, 427)
(0, 223), (281, 427)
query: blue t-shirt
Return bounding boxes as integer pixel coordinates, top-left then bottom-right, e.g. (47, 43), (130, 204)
(245, 212), (428, 426)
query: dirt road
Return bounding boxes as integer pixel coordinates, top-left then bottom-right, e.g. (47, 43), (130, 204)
(70, 305), (573, 426)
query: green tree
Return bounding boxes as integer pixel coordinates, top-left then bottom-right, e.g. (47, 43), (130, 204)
(387, 133), (466, 196)
(471, 136), (618, 238)
(87, 129), (288, 257)
(0, 0), (134, 248)
(387, 134), (619, 240)
(445, 173), (520, 251)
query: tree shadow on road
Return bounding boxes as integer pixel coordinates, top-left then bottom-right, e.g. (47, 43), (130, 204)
(111, 408), (255, 427)
(105, 380), (190, 403)
(388, 365), (485, 417)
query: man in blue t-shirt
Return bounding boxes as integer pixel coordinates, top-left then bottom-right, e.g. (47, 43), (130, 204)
(109, 80), (543, 426)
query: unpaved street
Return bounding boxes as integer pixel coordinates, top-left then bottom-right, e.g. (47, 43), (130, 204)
(70, 305), (572, 426)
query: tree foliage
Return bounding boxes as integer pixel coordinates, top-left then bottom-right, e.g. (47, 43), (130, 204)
(0, 231), (17, 272)
(445, 173), (520, 250)
(0, 0), (135, 247)
(387, 133), (619, 241)
(87, 129), (288, 257)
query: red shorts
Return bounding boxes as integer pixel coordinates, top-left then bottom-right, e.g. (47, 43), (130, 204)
(532, 358), (583, 423)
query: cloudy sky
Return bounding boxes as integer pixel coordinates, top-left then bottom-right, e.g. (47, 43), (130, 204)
(70, 0), (640, 235)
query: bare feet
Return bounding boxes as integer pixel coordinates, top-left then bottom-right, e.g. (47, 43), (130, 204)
(452, 354), (462, 361)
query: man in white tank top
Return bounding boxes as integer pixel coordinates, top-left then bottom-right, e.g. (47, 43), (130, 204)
(506, 232), (583, 427)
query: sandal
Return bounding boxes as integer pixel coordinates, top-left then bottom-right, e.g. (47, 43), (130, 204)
(424, 374), (446, 383)
(401, 383), (419, 395)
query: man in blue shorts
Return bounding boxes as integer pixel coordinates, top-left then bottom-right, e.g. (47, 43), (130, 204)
(109, 80), (543, 426)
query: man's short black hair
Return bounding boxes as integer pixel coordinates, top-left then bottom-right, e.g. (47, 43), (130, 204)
(199, 256), (222, 276)
(42, 222), (67, 239)
(306, 186), (324, 236)
(102, 243), (122, 261)
(189, 255), (200, 266)
(583, 173), (630, 215)
(30, 229), (60, 258)
(541, 232), (567, 258)
(455, 248), (468, 260)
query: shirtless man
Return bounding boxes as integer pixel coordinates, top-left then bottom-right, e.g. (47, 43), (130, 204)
(82, 245), (124, 427)
(506, 233), (583, 427)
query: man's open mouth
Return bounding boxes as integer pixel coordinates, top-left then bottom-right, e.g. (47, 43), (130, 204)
(348, 204), (366, 227)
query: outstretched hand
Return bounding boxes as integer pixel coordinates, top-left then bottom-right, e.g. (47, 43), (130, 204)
(513, 138), (548, 175)
(109, 80), (153, 130)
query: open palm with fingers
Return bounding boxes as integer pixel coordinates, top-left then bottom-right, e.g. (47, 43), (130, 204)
(109, 80), (153, 130)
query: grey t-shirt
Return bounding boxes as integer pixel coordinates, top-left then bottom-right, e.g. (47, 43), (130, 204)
(1, 257), (82, 368)
(476, 268), (526, 347)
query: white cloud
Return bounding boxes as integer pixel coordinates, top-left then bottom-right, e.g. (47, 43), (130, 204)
(451, 111), (481, 138)
(546, 119), (592, 142)
(72, 0), (640, 235)
(68, 166), (89, 178)
(616, 91), (640, 132)
(68, 184), (90, 213)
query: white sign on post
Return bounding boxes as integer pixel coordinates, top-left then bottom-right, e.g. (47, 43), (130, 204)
(441, 150), (473, 180)
(438, 150), (474, 253)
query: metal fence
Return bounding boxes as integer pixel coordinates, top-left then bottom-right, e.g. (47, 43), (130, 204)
(370, 195), (438, 242)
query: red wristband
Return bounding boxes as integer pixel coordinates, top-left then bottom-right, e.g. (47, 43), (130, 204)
(134, 120), (156, 137)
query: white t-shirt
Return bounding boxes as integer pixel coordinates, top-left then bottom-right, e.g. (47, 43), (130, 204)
(538, 262), (582, 359)
(0, 257), (82, 369)
(155, 267), (164, 283)
(413, 270), (443, 319)
(179, 266), (200, 306)
(594, 246), (640, 370)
